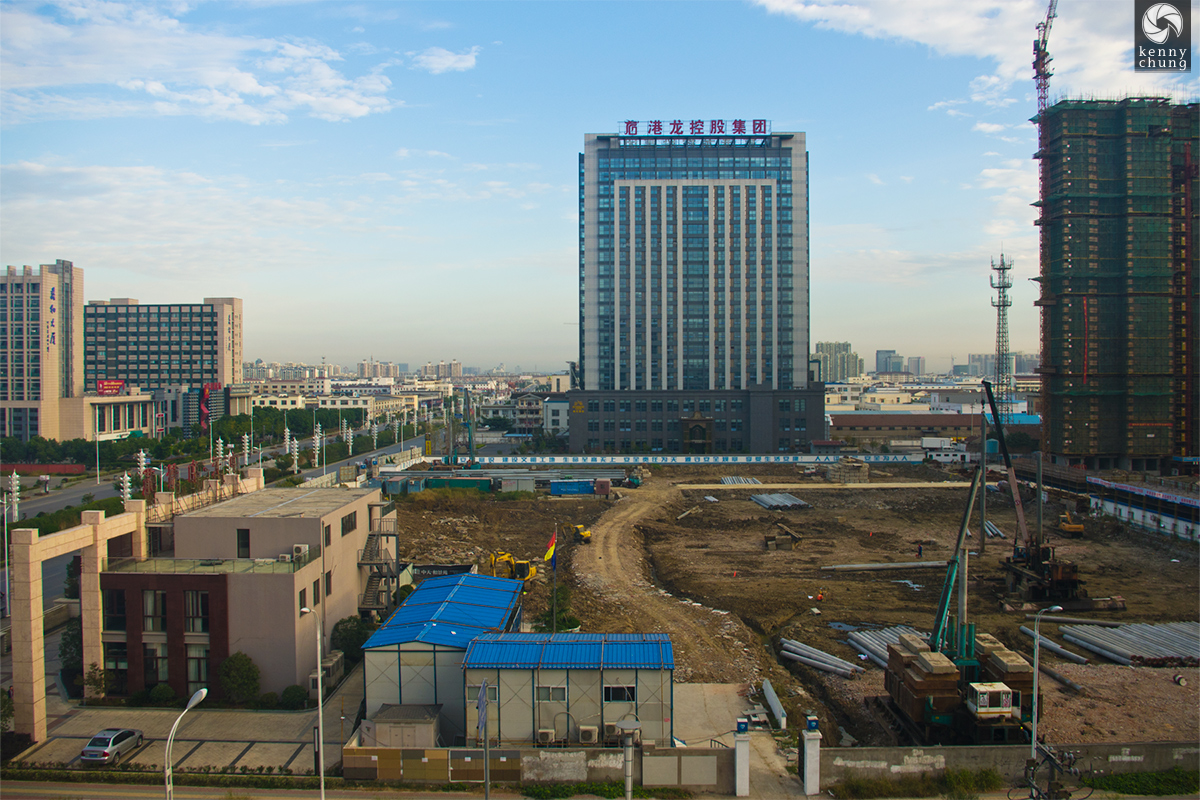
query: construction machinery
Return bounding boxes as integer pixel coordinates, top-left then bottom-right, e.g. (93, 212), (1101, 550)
(573, 524), (592, 545)
(491, 552), (537, 586)
(882, 465), (1037, 745)
(1057, 511), (1084, 537)
(983, 380), (1086, 604)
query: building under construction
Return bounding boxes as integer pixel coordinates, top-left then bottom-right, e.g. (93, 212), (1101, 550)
(1035, 97), (1198, 474)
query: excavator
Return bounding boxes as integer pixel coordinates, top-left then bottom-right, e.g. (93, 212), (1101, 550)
(1058, 510), (1084, 537)
(573, 524), (592, 545)
(491, 552), (537, 587)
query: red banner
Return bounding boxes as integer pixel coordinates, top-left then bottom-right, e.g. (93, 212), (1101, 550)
(97, 379), (125, 396)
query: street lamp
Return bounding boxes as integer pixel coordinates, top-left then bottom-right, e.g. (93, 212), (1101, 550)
(300, 607), (326, 800)
(165, 687), (207, 800)
(1030, 604), (1063, 765)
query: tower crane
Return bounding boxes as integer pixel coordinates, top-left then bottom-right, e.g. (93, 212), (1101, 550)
(1033, 0), (1059, 116)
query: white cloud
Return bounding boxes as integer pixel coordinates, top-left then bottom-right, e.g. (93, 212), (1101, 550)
(755, 0), (1196, 108)
(0, 2), (397, 124)
(865, 173), (884, 185)
(973, 121), (1007, 134)
(407, 46), (481, 74)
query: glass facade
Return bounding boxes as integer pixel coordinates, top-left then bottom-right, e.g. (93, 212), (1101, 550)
(580, 132), (807, 393)
(84, 302), (220, 391)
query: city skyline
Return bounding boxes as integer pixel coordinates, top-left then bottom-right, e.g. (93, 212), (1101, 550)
(2, 1), (1194, 371)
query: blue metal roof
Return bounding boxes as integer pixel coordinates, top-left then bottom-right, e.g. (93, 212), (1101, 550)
(363, 573), (524, 650)
(463, 633), (674, 670)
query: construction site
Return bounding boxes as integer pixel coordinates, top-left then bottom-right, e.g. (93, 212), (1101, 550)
(390, 453), (1199, 751)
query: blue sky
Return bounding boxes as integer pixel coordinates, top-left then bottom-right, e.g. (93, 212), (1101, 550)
(2, 0), (1195, 373)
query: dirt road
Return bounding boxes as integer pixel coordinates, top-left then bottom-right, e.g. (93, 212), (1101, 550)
(570, 477), (770, 684)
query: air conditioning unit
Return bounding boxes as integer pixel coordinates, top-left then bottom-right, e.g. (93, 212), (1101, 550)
(603, 722), (620, 740)
(578, 725), (599, 745)
(536, 729), (556, 745)
(293, 544), (310, 558)
(277, 553), (293, 563)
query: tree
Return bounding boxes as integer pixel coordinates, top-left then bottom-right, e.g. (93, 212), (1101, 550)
(63, 557), (80, 600)
(533, 586), (581, 633)
(218, 652), (261, 705)
(1, 691), (13, 732)
(59, 618), (83, 677)
(330, 616), (372, 666)
(83, 662), (110, 698)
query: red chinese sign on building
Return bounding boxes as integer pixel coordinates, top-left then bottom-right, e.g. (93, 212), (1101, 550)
(620, 119), (770, 136)
(96, 379), (126, 396)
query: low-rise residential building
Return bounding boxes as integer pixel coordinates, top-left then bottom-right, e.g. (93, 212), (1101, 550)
(830, 413), (982, 448)
(98, 487), (397, 699)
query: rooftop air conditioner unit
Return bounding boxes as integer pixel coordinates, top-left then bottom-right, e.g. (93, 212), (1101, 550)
(277, 553), (293, 563)
(578, 725), (599, 745)
(536, 729), (555, 745)
(293, 544), (310, 558)
(603, 723), (620, 740)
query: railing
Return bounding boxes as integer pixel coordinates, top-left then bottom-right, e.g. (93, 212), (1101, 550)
(103, 549), (319, 575)
(357, 547), (392, 566)
(145, 482), (241, 524)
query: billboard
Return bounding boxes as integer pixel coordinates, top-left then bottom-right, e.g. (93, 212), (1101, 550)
(97, 379), (125, 396)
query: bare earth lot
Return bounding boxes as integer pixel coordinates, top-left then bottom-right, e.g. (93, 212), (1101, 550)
(394, 465), (1199, 747)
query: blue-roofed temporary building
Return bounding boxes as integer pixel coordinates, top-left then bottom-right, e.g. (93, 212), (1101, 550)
(362, 573), (524, 744)
(461, 633), (674, 747)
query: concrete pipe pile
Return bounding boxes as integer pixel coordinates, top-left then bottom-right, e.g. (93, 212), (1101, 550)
(1060, 622), (1200, 667)
(780, 639), (865, 673)
(1019, 626), (1089, 664)
(780, 650), (857, 679)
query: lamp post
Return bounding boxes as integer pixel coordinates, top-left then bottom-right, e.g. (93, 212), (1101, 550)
(165, 687), (207, 800)
(300, 607), (326, 800)
(1030, 604), (1063, 765)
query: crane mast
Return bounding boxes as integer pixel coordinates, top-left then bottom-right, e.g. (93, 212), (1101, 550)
(1033, 0), (1059, 116)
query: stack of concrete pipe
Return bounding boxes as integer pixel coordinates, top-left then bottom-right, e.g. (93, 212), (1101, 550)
(844, 626), (927, 669)
(1018, 626), (1088, 664)
(1059, 621), (1200, 667)
(779, 638), (865, 678)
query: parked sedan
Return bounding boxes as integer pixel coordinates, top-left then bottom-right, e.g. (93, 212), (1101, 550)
(80, 728), (144, 765)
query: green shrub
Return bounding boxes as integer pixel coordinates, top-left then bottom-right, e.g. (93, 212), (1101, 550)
(330, 616), (372, 666)
(279, 685), (308, 710)
(257, 692), (278, 710)
(1083, 767), (1198, 797)
(829, 768), (1003, 800)
(149, 683), (177, 705)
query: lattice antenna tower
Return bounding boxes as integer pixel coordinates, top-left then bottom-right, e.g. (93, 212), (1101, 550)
(991, 254), (1014, 427)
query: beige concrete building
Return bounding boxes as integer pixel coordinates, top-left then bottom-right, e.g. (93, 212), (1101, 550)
(1, 261), (85, 441)
(99, 487), (398, 698)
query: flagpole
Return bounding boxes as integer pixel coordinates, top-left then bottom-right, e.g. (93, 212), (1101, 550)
(552, 523), (558, 635)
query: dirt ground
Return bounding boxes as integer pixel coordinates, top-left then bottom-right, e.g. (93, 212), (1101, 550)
(391, 465), (1200, 747)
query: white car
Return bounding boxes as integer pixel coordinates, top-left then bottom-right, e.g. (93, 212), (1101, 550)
(80, 728), (144, 765)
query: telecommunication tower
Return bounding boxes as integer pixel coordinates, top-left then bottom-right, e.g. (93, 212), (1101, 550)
(991, 254), (1015, 427)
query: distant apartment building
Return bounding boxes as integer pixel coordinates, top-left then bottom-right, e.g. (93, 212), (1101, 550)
(813, 342), (863, 382)
(906, 356), (926, 377)
(1036, 98), (1198, 472)
(875, 350), (903, 374)
(84, 298), (242, 393)
(1, 261), (84, 440)
(1013, 353), (1040, 374)
(419, 360), (462, 379)
(358, 360), (401, 379)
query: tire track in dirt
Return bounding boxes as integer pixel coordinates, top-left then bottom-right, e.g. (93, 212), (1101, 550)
(570, 477), (767, 683)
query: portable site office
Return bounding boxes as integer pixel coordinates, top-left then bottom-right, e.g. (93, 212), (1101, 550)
(462, 632), (674, 747)
(362, 573), (525, 745)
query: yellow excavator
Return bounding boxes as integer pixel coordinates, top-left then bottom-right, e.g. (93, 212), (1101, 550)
(1059, 510), (1085, 537)
(573, 524), (592, 545)
(491, 552), (537, 586)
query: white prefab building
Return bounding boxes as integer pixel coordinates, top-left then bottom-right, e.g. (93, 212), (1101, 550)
(361, 574), (524, 745)
(462, 632), (674, 747)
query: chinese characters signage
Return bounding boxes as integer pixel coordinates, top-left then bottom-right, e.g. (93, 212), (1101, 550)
(97, 379), (126, 396)
(619, 119), (771, 137)
(45, 285), (57, 352)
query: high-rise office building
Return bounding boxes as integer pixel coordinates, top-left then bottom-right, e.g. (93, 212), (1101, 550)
(1036, 98), (1197, 472)
(814, 341), (863, 382)
(906, 356), (926, 377)
(1, 261), (84, 440)
(84, 297), (242, 392)
(874, 350), (903, 374)
(571, 120), (823, 454)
